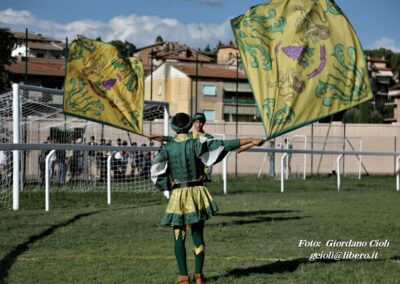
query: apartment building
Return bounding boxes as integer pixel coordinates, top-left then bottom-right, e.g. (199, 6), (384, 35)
(144, 61), (259, 122)
(8, 31), (66, 89)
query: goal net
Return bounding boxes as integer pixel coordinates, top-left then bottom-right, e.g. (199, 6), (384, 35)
(0, 84), (169, 209)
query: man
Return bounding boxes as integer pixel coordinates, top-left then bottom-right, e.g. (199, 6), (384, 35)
(268, 140), (275, 177)
(191, 113), (213, 182)
(54, 138), (66, 185)
(96, 138), (107, 182)
(151, 112), (263, 284)
(151, 112), (214, 181)
(190, 113), (212, 140)
(150, 112), (212, 142)
(0, 138), (8, 185)
(87, 136), (97, 181)
(284, 137), (293, 175)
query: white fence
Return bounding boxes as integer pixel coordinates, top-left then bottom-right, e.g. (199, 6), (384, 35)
(2, 84), (400, 211)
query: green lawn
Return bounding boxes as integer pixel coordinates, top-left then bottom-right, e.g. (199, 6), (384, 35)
(1, 176), (400, 283)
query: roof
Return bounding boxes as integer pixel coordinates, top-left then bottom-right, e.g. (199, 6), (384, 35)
(368, 57), (386, 63)
(217, 44), (237, 50)
(26, 41), (65, 51)
(6, 58), (65, 77)
(134, 41), (165, 52)
(160, 52), (213, 63)
(13, 31), (60, 43)
(176, 65), (247, 80)
(137, 41), (213, 64)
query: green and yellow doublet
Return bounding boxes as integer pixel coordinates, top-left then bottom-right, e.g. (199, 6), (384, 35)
(151, 134), (240, 226)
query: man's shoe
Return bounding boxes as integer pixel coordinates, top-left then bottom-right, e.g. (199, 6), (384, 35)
(176, 275), (190, 284)
(193, 273), (205, 284)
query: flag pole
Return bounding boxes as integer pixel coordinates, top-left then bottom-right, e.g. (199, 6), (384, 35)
(24, 28), (28, 84)
(195, 51), (199, 113)
(235, 54), (239, 177)
(150, 49), (154, 135)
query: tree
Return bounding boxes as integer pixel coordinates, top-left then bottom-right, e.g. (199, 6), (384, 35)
(0, 28), (19, 91)
(343, 108), (360, 123)
(369, 110), (383, 123)
(108, 40), (136, 57)
(155, 35), (164, 43)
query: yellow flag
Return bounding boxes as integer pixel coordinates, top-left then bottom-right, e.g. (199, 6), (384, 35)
(232, 0), (372, 139)
(64, 35), (144, 134)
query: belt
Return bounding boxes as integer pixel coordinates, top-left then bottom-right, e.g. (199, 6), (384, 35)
(172, 181), (205, 189)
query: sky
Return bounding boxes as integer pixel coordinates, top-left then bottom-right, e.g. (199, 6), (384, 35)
(0, 0), (399, 52)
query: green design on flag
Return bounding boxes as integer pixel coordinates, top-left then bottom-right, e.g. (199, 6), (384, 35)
(231, 0), (372, 139)
(64, 35), (144, 134)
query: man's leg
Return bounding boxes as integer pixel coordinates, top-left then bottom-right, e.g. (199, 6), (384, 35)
(191, 221), (205, 274)
(173, 225), (188, 276)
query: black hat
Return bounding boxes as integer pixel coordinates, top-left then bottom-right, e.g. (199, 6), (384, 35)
(171, 113), (193, 134)
(193, 112), (206, 123)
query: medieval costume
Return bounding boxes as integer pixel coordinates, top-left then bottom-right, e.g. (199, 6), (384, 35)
(151, 113), (241, 284)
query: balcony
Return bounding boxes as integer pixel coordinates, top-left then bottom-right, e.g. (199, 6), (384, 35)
(223, 97), (255, 104)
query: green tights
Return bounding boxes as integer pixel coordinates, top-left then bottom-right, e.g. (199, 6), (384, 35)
(173, 221), (205, 275)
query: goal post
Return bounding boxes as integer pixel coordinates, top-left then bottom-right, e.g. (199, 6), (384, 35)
(12, 84), (21, 210)
(5, 83), (170, 210)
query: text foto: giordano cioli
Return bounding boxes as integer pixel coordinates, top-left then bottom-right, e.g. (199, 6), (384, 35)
(298, 239), (390, 248)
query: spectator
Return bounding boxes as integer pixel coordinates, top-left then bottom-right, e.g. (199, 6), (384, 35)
(65, 139), (74, 183)
(38, 140), (49, 184)
(138, 143), (151, 179)
(87, 135), (97, 181)
(130, 142), (139, 177)
(0, 138), (8, 185)
(268, 140), (276, 177)
(113, 138), (123, 179)
(55, 145), (66, 185)
(120, 140), (129, 179)
(70, 138), (84, 180)
(284, 138), (293, 175)
(97, 138), (108, 182)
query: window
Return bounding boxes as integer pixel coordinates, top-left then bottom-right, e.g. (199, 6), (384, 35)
(203, 85), (216, 96)
(203, 110), (215, 121)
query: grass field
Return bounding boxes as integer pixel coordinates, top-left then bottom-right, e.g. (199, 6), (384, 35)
(1, 176), (400, 283)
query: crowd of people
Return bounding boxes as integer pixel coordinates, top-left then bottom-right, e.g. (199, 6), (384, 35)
(38, 135), (154, 185)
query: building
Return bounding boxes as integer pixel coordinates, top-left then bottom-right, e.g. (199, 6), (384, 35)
(7, 57), (65, 89)
(366, 56), (395, 122)
(134, 36), (213, 75)
(7, 31), (66, 88)
(12, 31), (65, 59)
(216, 44), (240, 65)
(144, 61), (258, 122)
(367, 56), (394, 104)
(388, 83), (400, 122)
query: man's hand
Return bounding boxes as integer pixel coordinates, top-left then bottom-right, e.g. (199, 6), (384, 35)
(237, 138), (265, 154)
(149, 135), (164, 143)
(252, 138), (264, 147)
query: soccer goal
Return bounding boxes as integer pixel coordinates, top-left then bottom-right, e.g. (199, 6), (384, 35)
(0, 84), (169, 210)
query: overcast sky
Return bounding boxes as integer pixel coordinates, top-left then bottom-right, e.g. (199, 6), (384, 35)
(0, 0), (399, 52)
